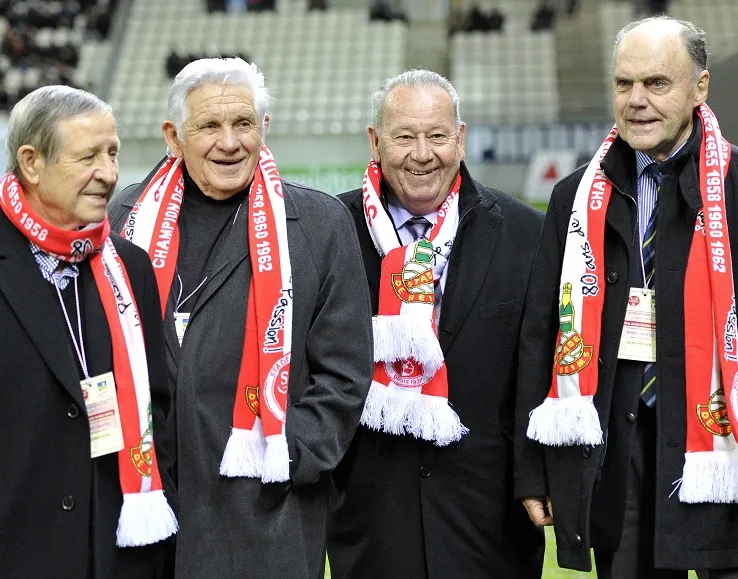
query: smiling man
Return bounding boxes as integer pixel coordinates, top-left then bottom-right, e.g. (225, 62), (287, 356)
(516, 16), (738, 579)
(328, 69), (545, 579)
(0, 85), (177, 578)
(108, 58), (373, 578)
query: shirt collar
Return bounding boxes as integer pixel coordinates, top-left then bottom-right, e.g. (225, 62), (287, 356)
(385, 195), (438, 230)
(635, 140), (688, 177)
(30, 242), (79, 288)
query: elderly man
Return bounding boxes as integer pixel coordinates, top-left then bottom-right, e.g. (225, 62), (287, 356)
(108, 58), (373, 578)
(516, 16), (738, 579)
(327, 69), (545, 578)
(0, 86), (177, 578)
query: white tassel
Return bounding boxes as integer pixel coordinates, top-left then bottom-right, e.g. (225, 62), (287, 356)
(679, 451), (738, 503)
(261, 434), (291, 483)
(360, 383), (468, 446)
(116, 489), (178, 547)
(219, 426), (266, 478)
(406, 397), (469, 446)
(373, 315), (444, 375)
(526, 396), (603, 446)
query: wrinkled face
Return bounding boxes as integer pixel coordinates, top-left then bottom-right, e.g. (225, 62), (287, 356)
(26, 111), (119, 230)
(612, 22), (709, 161)
(368, 85), (466, 215)
(165, 83), (263, 200)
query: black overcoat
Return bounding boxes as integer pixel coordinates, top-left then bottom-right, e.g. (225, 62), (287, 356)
(515, 122), (738, 572)
(328, 163), (546, 579)
(110, 176), (374, 579)
(0, 213), (175, 578)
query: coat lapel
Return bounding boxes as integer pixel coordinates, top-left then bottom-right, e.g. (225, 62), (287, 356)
(0, 216), (84, 406)
(437, 178), (499, 354)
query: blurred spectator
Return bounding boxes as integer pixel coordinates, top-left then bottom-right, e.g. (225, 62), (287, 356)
(309, 0), (327, 10)
(0, 0), (116, 112)
(370, 0), (408, 24)
(206, 0), (226, 12)
(531, 3), (556, 31)
(647, 0), (670, 14)
(226, 0), (246, 12)
(166, 51), (252, 78)
(449, 4), (504, 34)
(247, 0), (276, 11)
(467, 5), (490, 32)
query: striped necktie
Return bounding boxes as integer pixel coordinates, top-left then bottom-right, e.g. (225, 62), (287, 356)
(406, 215), (431, 242)
(640, 163), (660, 407)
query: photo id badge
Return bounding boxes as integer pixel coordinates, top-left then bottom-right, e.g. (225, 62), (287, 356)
(617, 288), (656, 362)
(174, 312), (190, 346)
(81, 371), (125, 458)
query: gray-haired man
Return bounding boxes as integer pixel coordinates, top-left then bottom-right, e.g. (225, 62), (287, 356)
(328, 69), (545, 579)
(108, 58), (373, 578)
(0, 85), (176, 578)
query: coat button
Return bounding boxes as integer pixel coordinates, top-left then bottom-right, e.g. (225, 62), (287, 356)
(582, 446), (591, 458)
(606, 271), (619, 284)
(67, 404), (80, 419)
(420, 466), (430, 478)
(575, 534), (582, 547)
(627, 412), (637, 424)
(61, 496), (75, 511)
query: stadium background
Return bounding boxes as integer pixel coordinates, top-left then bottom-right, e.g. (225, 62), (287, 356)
(1, 0), (733, 575)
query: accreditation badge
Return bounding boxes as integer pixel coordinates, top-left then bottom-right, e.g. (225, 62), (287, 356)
(617, 288), (656, 362)
(174, 312), (190, 346)
(81, 371), (125, 458)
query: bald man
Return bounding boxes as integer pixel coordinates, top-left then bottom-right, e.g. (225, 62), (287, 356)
(516, 16), (738, 579)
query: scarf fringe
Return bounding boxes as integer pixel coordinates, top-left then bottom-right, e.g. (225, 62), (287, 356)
(373, 315), (444, 375)
(261, 434), (290, 483)
(527, 396), (603, 446)
(679, 451), (738, 503)
(116, 490), (178, 547)
(360, 382), (468, 446)
(219, 427), (266, 478)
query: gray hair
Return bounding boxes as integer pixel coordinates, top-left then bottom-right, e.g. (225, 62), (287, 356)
(612, 16), (708, 76)
(167, 57), (271, 138)
(370, 69), (462, 133)
(6, 85), (112, 175)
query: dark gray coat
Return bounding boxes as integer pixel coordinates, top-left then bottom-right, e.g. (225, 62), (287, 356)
(109, 176), (373, 579)
(515, 122), (738, 572)
(328, 163), (546, 579)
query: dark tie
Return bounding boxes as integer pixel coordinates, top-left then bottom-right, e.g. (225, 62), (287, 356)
(406, 215), (431, 242)
(640, 163), (660, 407)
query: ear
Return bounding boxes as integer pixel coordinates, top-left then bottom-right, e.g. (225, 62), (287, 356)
(457, 122), (467, 161)
(16, 145), (44, 186)
(695, 70), (710, 107)
(162, 121), (183, 157)
(367, 125), (381, 163)
(263, 114), (270, 137)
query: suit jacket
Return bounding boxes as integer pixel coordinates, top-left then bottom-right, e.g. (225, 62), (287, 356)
(515, 122), (738, 571)
(328, 162), (546, 579)
(109, 175), (374, 579)
(0, 213), (174, 579)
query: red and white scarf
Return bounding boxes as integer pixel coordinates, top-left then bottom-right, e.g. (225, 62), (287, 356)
(0, 173), (178, 546)
(123, 147), (292, 482)
(527, 104), (738, 503)
(361, 160), (467, 446)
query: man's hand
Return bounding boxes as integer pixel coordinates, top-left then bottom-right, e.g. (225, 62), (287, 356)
(522, 496), (553, 526)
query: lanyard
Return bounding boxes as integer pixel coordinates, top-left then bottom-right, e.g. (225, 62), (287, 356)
(173, 199), (244, 313)
(174, 273), (208, 313)
(54, 275), (90, 379)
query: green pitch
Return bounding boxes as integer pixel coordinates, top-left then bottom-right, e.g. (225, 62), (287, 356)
(325, 528), (698, 577)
